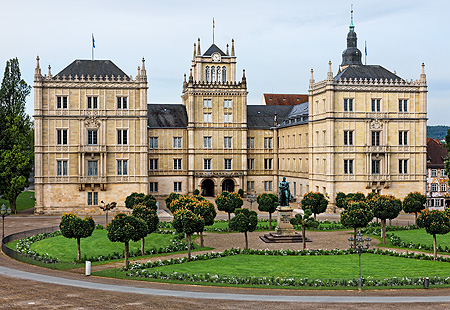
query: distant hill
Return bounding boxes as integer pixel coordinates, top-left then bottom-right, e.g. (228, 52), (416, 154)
(427, 125), (450, 140)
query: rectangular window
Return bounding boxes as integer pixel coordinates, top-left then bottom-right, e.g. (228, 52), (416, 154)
(371, 131), (380, 146)
(204, 159), (211, 170)
(87, 161), (98, 176)
(224, 113), (232, 123)
(174, 182), (182, 192)
(247, 137), (255, 149)
(442, 169), (447, 177)
(203, 99), (211, 108)
(247, 159), (254, 170)
(431, 169), (437, 177)
(247, 181), (254, 192)
(173, 159), (182, 170)
(372, 159), (380, 175)
(173, 137), (182, 149)
(399, 131), (408, 145)
(57, 129), (68, 145)
(344, 98), (353, 112)
(441, 184), (447, 192)
(344, 159), (353, 174)
(203, 136), (212, 149)
(431, 183), (437, 192)
(264, 137), (273, 149)
(224, 159), (232, 170)
(149, 159), (158, 171)
(117, 160), (128, 175)
(87, 130), (98, 145)
(57, 96), (68, 109)
(87, 96), (98, 109)
(371, 99), (381, 112)
(117, 129), (128, 145)
(399, 159), (408, 174)
(224, 99), (232, 109)
(264, 158), (273, 170)
(224, 137), (232, 149)
(87, 192), (98, 206)
(117, 97), (128, 109)
(399, 99), (407, 112)
(344, 131), (353, 146)
(149, 182), (158, 193)
(203, 113), (212, 123)
(149, 137), (158, 149)
(264, 181), (273, 192)
(56, 160), (68, 176)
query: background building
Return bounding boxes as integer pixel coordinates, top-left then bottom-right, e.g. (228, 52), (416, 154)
(426, 138), (449, 209)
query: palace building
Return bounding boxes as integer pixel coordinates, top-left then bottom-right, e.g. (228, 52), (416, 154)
(33, 15), (427, 214)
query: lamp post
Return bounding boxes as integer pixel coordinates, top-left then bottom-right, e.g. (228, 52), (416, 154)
(1, 204), (12, 241)
(348, 230), (371, 291)
(246, 193), (256, 211)
(100, 201), (117, 226)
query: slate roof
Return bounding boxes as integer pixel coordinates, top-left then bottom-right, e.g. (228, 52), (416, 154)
(278, 102), (309, 128)
(247, 105), (293, 129)
(427, 138), (449, 168)
(147, 104), (188, 128)
(335, 65), (403, 81)
(263, 94), (308, 106)
(55, 60), (130, 80)
(203, 44), (227, 56)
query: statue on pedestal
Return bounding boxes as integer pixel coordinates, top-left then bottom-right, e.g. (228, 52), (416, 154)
(278, 177), (291, 207)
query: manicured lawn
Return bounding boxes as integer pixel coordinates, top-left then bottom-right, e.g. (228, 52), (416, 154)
(388, 229), (450, 248)
(29, 230), (177, 261)
(146, 254), (450, 279)
(0, 191), (35, 212)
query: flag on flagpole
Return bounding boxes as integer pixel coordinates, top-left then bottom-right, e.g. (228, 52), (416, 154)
(213, 18), (215, 28)
(92, 33), (95, 48)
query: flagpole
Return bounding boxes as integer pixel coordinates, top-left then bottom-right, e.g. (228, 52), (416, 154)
(213, 18), (215, 44)
(365, 40), (367, 65)
(92, 33), (94, 61)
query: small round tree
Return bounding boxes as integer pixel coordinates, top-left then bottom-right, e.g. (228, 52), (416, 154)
(340, 201), (373, 247)
(417, 209), (450, 260)
(172, 208), (204, 261)
(230, 208), (258, 249)
(290, 209), (319, 249)
(193, 200), (217, 247)
(403, 192), (426, 225)
(168, 194), (200, 214)
(215, 191), (243, 232)
(107, 213), (147, 268)
(335, 192), (347, 209)
(59, 214), (95, 261)
(165, 192), (180, 209)
(125, 192), (156, 210)
(257, 193), (278, 230)
(301, 192), (328, 220)
(132, 203), (159, 255)
(369, 195), (402, 244)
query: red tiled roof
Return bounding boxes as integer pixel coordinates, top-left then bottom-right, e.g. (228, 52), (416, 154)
(263, 94), (308, 106)
(427, 138), (449, 168)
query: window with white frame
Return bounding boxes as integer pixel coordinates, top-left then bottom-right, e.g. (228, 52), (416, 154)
(224, 137), (232, 148)
(247, 158), (254, 170)
(247, 181), (254, 192)
(431, 183), (437, 192)
(149, 159), (158, 171)
(174, 182), (182, 192)
(398, 99), (407, 112)
(204, 159), (211, 170)
(344, 98), (353, 112)
(203, 113), (212, 123)
(264, 137), (273, 149)
(149, 137), (158, 149)
(264, 158), (273, 170)
(173, 137), (182, 149)
(203, 136), (212, 149)
(224, 159), (232, 170)
(203, 99), (212, 108)
(441, 169), (446, 177)
(87, 192), (98, 205)
(344, 131), (353, 146)
(117, 160), (128, 175)
(149, 182), (158, 193)
(57, 129), (68, 145)
(173, 159), (182, 170)
(117, 96), (128, 109)
(117, 129), (128, 145)
(57, 96), (68, 109)
(371, 99), (381, 112)
(87, 130), (98, 145)
(399, 131), (408, 145)
(247, 137), (255, 149)
(441, 184), (447, 192)
(224, 99), (232, 109)
(371, 131), (380, 146)
(399, 159), (408, 174)
(372, 159), (380, 175)
(344, 159), (353, 174)
(56, 160), (68, 176)
(87, 161), (98, 176)
(264, 181), (273, 191)
(87, 96), (98, 109)
(431, 169), (437, 177)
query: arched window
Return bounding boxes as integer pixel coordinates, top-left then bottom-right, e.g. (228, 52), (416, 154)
(216, 66), (221, 82)
(205, 66), (210, 82)
(211, 66), (215, 82)
(222, 66), (226, 82)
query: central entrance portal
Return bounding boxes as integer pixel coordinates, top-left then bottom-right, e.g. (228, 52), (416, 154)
(201, 179), (215, 197)
(222, 179), (235, 193)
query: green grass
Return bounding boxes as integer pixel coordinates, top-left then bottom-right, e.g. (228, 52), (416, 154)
(29, 230), (177, 261)
(389, 229), (450, 247)
(0, 191), (35, 212)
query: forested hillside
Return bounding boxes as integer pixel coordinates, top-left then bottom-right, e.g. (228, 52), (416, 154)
(427, 125), (450, 140)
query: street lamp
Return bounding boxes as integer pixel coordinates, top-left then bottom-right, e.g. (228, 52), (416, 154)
(100, 201), (116, 226)
(246, 193), (256, 211)
(1, 204), (12, 240)
(348, 230), (371, 291)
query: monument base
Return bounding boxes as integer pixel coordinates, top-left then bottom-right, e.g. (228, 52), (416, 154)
(274, 206), (295, 235)
(259, 232), (312, 243)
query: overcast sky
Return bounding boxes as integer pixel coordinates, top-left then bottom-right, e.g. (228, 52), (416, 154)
(0, 0), (448, 125)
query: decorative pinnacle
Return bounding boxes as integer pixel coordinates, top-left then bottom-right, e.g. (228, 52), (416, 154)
(231, 39), (235, 56)
(36, 56), (40, 68)
(197, 38), (201, 55)
(350, 4), (354, 30)
(48, 65), (51, 76)
(193, 43), (197, 58)
(141, 58), (146, 71)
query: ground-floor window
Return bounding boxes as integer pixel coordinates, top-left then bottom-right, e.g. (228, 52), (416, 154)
(247, 181), (254, 192)
(264, 181), (273, 192)
(149, 182), (158, 192)
(174, 182), (182, 192)
(88, 192), (98, 205)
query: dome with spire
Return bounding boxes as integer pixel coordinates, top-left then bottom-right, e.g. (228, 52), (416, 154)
(341, 8), (363, 67)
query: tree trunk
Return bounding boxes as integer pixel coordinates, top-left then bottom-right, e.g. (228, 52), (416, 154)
(141, 237), (145, 256)
(269, 213), (272, 230)
(228, 212), (231, 232)
(381, 219), (386, 245)
(433, 234), (437, 261)
(200, 231), (204, 248)
(77, 238), (81, 261)
(414, 213), (417, 226)
(187, 234), (192, 261)
(353, 228), (357, 248)
(124, 241), (129, 268)
(314, 213), (317, 221)
(10, 199), (16, 214)
(302, 226), (306, 250)
(244, 231), (248, 249)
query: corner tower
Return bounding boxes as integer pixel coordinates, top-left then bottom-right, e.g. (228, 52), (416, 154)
(340, 7), (363, 70)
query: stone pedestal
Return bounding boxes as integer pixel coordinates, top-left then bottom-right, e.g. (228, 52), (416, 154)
(275, 206), (295, 235)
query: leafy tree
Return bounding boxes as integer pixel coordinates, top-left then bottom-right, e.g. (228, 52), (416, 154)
(107, 213), (147, 268)
(417, 209), (450, 260)
(132, 203), (159, 255)
(193, 189), (200, 196)
(168, 194), (200, 214)
(335, 192), (366, 210)
(290, 209), (319, 249)
(237, 188), (244, 198)
(193, 200), (217, 247)
(165, 192), (180, 209)
(59, 213), (95, 261)
(257, 193), (278, 230)
(403, 192), (427, 225)
(340, 201), (373, 247)
(335, 192), (347, 209)
(125, 192), (156, 210)
(215, 191), (243, 232)
(172, 208), (204, 261)
(229, 208), (258, 249)
(0, 58), (33, 213)
(301, 192), (328, 220)
(369, 195), (402, 244)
